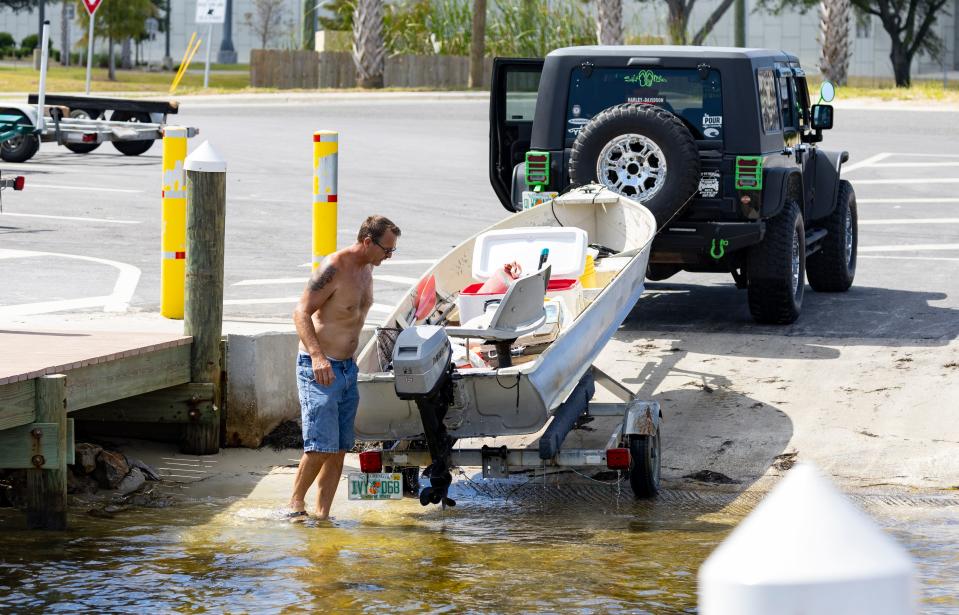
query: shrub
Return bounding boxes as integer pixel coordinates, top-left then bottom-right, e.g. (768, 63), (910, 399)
(0, 31), (15, 52)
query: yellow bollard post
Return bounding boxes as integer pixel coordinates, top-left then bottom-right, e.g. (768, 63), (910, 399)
(161, 126), (188, 318)
(312, 130), (338, 268)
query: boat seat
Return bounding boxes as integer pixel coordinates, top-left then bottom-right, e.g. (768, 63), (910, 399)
(447, 266), (551, 366)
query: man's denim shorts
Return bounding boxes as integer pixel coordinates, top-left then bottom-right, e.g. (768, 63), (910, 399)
(296, 352), (360, 453)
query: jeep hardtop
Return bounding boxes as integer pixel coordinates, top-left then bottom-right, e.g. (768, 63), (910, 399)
(489, 46), (857, 324)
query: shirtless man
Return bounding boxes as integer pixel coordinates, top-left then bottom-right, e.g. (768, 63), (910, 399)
(288, 215), (401, 520)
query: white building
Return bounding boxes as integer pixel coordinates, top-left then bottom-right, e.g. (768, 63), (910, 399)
(0, 0), (955, 79)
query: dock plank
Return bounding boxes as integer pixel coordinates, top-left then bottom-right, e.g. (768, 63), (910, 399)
(0, 379), (36, 431)
(0, 329), (191, 383)
(66, 344), (192, 411)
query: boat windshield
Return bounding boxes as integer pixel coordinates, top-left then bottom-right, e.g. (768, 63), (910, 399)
(565, 67), (723, 144)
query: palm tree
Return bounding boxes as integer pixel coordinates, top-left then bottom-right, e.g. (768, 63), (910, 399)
(353, 0), (385, 88)
(819, 0), (851, 85)
(596, 0), (624, 45)
(469, 0), (487, 88)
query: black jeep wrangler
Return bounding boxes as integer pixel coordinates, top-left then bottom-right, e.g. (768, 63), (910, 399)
(489, 46), (857, 324)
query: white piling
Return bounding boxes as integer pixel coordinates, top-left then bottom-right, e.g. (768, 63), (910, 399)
(698, 463), (917, 615)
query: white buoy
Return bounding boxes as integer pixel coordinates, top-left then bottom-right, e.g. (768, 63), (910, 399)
(698, 463), (917, 615)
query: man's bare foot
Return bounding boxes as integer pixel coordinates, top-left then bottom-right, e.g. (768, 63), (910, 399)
(286, 499), (308, 522)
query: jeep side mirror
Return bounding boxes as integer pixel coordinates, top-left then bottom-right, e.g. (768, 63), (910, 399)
(819, 81), (836, 103)
(811, 104), (833, 130)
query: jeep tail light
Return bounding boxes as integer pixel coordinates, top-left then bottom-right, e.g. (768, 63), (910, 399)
(525, 150), (550, 188)
(13, 176), (25, 191)
(734, 155), (764, 190)
(606, 448), (631, 470)
(359, 450), (383, 473)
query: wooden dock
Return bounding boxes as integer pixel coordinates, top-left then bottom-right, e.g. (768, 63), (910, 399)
(0, 328), (218, 529)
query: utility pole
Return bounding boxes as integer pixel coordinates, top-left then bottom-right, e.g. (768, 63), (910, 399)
(164, 0), (172, 69)
(735, 0), (745, 46)
(217, 0), (237, 64)
(37, 0), (46, 44)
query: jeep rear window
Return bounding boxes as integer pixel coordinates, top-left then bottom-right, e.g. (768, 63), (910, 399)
(565, 67), (723, 144)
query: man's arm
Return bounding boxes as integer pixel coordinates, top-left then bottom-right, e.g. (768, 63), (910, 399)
(293, 260), (338, 386)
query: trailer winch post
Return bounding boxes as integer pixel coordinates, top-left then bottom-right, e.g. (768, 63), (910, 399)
(36, 21), (50, 132)
(161, 126), (189, 319)
(312, 130), (338, 268)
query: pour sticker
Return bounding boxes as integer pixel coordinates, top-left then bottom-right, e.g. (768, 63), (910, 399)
(702, 114), (723, 127)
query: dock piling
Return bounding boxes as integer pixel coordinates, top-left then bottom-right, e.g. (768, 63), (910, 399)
(25, 374), (68, 530)
(182, 141), (226, 455)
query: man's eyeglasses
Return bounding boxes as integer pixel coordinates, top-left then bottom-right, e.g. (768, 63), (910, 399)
(372, 237), (397, 256)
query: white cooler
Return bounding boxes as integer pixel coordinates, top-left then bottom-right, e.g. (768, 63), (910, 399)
(457, 226), (589, 324)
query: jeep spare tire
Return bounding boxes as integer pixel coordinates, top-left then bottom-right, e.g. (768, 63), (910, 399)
(569, 104), (700, 228)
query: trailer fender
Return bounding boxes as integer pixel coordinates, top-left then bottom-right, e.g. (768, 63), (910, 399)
(0, 103), (38, 127)
(761, 167), (803, 219)
(810, 149), (849, 220)
(623, 400), (661, 437)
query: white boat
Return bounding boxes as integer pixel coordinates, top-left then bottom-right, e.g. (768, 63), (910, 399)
(354, 186), (657, 442)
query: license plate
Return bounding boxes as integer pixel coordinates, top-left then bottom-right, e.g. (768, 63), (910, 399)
(347, 472), (403, 501)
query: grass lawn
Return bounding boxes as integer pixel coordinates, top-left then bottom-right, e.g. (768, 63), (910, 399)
(0, 64), (252, 95)
(0, 63), (957, 103)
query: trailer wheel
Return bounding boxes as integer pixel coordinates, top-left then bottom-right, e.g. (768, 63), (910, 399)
(0, 132), (39, 163)
(64, 109), (101, 154)
(628, 429), (661, 499)
(109, 111), (155, 156)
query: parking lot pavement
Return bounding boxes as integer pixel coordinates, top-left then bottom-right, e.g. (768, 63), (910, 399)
(1, 101), (957, 333)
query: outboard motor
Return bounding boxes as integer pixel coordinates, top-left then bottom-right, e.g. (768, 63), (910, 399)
(392, 325), (457, 507)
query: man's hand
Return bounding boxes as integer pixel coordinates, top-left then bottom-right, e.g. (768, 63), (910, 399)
(312, 355), (335, 386)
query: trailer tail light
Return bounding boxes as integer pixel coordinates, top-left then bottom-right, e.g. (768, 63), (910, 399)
(14, 176), (25, 190)
(734, 155), (764, 190)
(606, 448), (631, 470)
(359, 450), (383, 473)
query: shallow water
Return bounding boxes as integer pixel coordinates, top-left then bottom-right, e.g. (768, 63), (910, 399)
(0, 479), (956, 613)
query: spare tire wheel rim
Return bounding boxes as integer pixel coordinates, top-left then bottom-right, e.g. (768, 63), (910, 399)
(791, 227), (801, 294)
(596, 133), (667, 201)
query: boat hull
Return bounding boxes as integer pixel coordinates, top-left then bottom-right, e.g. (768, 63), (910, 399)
(354, 188), (657, 440)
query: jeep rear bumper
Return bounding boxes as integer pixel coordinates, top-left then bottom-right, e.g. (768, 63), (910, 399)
(650, 221), (764, 265)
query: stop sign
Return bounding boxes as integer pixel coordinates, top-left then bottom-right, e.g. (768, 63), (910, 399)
(82, 0), (102, 15)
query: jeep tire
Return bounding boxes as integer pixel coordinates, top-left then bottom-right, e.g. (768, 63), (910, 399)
(569, 104), (700, 228)
(747, 200), (805, 324)
(807, 180), (857, 292)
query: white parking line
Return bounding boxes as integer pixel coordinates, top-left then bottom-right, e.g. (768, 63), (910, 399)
(860, 255), (959, 262)
(25, 183), (144, 193)
(223, 296), (394, 314)
(859, 218), (959, 225)
(842, 152), (892, 173)
(233, 278), (302, 287)
(0, 212), (140, 224)
(852, 178), (959, 185)
(883, 152), (959, 158)
(858, 198), (959, 204)
(859, 244), (959, 252)
(0, 249), (140, 315)
(234, 274), (419, 286)
(868, 162), (959, 168)
(298, 258), (436, 267)
(374, 274), (419, 285)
